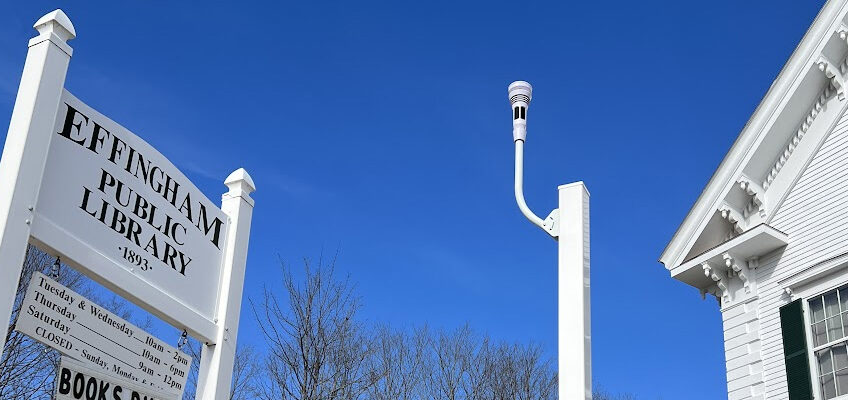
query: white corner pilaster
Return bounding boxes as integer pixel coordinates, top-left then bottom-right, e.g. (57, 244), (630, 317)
(557, 182), (591, 400)
(0, 10), (74, 357)
(195, 168), (256, 400)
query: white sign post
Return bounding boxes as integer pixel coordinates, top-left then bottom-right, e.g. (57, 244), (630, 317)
(0, 10), (257, 400)
(0, 9), (75, 357)
(195, 169), (255, 399)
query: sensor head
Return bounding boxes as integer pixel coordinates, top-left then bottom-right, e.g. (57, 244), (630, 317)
(508, 81), (532, 106)
(509, 81), (532, 141)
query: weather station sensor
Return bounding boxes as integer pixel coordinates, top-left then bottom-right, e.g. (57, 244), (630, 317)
(507, 81), (592, 399)
(509, 81), (558, 238)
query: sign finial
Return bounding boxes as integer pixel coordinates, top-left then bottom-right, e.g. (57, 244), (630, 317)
(33, 9), (75, 42)
(225, 168), (256, 201)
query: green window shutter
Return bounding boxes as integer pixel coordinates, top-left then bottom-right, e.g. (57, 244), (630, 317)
(780, 299), (813, 400)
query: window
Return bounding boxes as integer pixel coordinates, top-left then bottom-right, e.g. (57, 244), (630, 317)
(810, 285), (848, 399)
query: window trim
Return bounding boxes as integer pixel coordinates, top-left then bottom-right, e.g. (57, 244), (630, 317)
(804, 300), (824, 400)
(802, 280), (848, 399)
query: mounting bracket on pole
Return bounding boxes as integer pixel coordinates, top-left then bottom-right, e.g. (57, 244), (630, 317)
(543, 209), (559, 238)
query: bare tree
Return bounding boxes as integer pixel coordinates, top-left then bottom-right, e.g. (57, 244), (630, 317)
(367, 325), (428, 400)
(592, 385), (636, 400)
(461, 334), (494, 400)
(415, 325), (556, 400)
(511, 343), (555, 400)
(251, 257), (375, 400)
(229, 345), (260, 400)
(233, 252), (632, 400)
(425, 325), (472, 400)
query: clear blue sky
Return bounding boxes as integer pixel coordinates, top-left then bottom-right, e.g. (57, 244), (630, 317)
(0, 1), (828, 398)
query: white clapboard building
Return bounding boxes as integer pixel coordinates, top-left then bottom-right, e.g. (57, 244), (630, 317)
(661, 1), (848, 399)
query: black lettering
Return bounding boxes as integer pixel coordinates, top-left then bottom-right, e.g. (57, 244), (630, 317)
(143, 236), (159, 258)
(80, 187), (97, 218)
(112, 386), (122, 400)
(109, 208), (127, 234)
(172, 222), (186, 246)
(97, 169), (117, 193)
(114, 179), (132, 208)
(97, 380), (109, 400)
(73, 372), (85, 398)
(125, 218), (143, 246)
(161, 242), (179, 271)
(57, 104), (88, 146)
(97, 198), (109, 224)
(87, 123), (110, 154)
(107, 135), (127, 165)
(85, 376), (97, 400)
(58, 367), (71, 395)
(132, 194), (149, 220)
(147, 203), (160, 230)
(196, 204), (224, 248)
(160, 214), (173, 239)
(149, 166), (164, 194)
(177, 192), (192, 221)
(177, 252), (192, 275)
(127, 150), (150, 182)
(122, 146), (136, 174)
(163, 175), (180, 206)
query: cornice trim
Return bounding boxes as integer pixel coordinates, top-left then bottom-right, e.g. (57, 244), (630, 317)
(660, 0), (848, 272)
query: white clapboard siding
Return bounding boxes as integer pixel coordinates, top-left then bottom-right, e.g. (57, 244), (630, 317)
(742, 107), (848, 399)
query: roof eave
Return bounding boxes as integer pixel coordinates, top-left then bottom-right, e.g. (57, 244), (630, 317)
(660, 0), (847, 271)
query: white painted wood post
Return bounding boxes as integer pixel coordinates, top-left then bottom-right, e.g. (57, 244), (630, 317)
(0, 10), (74, 355)
(558, 182), (591, 400)
(195, 168), (256, 400)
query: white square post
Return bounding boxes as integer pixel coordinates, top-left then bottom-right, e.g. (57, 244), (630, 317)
(195, 168), (256, 400)
(510, 81), (592, 399)
(558, 182), (591, 400)
(0, 10), (74, 357)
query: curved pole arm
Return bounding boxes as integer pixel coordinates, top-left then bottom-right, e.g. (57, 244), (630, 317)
(515, 139), (556, 237)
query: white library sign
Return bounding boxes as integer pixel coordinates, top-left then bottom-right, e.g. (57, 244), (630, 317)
(0, 9), (257, 400)
(17, 272), (191, 396)
(55, 357), (176, 400)
(35, 90), (228, 320)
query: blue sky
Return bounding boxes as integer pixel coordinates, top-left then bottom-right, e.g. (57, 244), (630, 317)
(0, 1), (829, 398)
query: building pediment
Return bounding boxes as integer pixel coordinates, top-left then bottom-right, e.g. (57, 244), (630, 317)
(661, 1), (848, 292)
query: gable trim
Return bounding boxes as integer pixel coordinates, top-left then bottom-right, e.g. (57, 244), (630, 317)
(765, 89), (848, 227)
(661, 0), (848, 272)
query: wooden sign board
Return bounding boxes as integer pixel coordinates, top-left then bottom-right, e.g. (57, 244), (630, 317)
(55, 356), (176, 400)
(16, 271), (191, 396)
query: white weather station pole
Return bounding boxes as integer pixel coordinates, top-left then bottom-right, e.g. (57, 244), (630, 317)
(509, 81), (591, 400)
